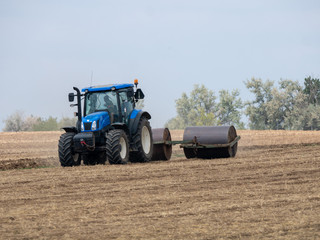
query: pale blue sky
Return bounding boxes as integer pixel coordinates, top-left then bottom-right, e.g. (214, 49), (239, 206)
(1, 0), (319, 130)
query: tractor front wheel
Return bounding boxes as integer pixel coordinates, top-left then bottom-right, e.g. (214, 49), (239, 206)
(58, 132), (81, 167)
(106, 129), (129, 164)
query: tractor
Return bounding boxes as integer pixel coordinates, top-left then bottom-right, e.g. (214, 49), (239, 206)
(58, 79), (240, 167)
(58, 79), (153, 166)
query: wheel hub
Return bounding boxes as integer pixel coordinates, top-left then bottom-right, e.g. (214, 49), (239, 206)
(141, 126), (151, 154)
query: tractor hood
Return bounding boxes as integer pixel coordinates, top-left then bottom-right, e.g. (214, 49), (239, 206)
(81, 111), (111, 132)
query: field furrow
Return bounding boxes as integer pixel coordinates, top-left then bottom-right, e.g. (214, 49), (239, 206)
(0, 130), (319, 239)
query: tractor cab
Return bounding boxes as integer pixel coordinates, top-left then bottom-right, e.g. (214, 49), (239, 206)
(81, 84), (136, 131)
(70, 83), (143, 133)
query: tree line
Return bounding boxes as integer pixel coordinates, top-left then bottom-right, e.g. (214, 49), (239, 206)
(3, 112), (77, 132)
(244, 76), (320, 130)
(166, 76), (320, 130)
(3, 76), (320, 131)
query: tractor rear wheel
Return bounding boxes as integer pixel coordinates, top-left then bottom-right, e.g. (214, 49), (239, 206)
(130, 117), (153, 163)
(106, 129), (129, 164)
(58, 132), (81, 167)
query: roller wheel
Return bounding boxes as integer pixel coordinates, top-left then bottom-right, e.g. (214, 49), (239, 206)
(130, 117), (153, 163)
(151, 128), (172, 161)
(230, 142), (238, 158)
(183, 126), (239, 159)
(106, 129), (129, 164)
(58, 132), (81, 167)
(183, 148), (196, 159)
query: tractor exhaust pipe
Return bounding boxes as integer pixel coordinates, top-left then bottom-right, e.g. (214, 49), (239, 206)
(73, 87), (82, 132)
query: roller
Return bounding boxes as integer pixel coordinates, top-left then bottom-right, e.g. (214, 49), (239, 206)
(151, 128), (172, 161)
(182, 126), (238, 159)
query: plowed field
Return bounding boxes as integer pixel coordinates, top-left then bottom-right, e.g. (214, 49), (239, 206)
(0, 130), (320, 239)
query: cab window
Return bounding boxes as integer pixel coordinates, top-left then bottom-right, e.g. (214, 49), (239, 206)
(85, 91), (118, 116)
(119, 91), (134, 123)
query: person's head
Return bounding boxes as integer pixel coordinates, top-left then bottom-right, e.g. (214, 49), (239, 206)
(104, 95), (113, 106)
(89, 94), (97, 107)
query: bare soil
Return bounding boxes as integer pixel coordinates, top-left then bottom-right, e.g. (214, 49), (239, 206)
(0, 130), (319, 239)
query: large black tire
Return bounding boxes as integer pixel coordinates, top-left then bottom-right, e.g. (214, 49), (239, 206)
(106, 129), (129, 164)
(58, 132), (81, 167)
(130, 117), (153, 163)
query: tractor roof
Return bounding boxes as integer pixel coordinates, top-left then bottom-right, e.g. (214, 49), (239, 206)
(82, 84), (134, 93)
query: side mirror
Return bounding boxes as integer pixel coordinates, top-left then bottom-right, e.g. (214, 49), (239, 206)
(68, 93), (75, 102)
(135, 89), (145, 100)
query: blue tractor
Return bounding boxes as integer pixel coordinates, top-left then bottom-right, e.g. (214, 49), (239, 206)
(59, 79), (241, 166)
(58, 80), (153, 166)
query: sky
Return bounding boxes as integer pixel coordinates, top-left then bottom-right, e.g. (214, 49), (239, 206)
(0, 0), (319, 131)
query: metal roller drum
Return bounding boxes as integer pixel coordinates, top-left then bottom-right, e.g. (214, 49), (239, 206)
(151, 128), (172, 161)
(182, 126), (238, 159)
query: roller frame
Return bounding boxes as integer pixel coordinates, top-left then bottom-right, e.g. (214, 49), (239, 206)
(153, 135), (240, 149)
(180, 135), (240, 149)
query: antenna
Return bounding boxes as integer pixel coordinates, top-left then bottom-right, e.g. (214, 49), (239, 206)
(90, 70), (94, 86)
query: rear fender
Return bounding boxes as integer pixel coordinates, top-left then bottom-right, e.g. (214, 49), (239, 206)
(111, 123), (129, 134)
(129, 111), (151, 136)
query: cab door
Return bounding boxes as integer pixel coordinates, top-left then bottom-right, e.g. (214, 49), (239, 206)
(118, 90), (134, 125)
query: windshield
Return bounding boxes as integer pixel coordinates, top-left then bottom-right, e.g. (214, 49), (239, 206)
(85, 91), (118, 116)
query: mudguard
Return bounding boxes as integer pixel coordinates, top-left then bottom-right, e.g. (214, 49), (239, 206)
(129, 110), (151, 136)
(61, 126), (78, 133)
(111, 123), (129, 134)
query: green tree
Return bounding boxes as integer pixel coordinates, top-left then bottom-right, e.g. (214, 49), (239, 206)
(305, 105), (320, 130)
(217, 89), (244, 129)
(165, 116), (186, 129)
(302, 76), (320, 130)
(303, 76), (320, 105)
(166, 84), (218, 129)
(23, 115), (41, 131)
(3, 111), (25, 132)
(245, 77), (320, 130)
(32, 116), (59, 131)
(166, 84), (243, 129)
(58, 117), (77, 129)
(3, 113), (77, 132)
(279, 79), (307, 130)
(264, 79), (304, 130)
(245, 78), (274, 129)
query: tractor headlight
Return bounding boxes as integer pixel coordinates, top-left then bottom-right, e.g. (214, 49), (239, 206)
(81, 122), (84, 131)
(92, 121), (97, 131)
